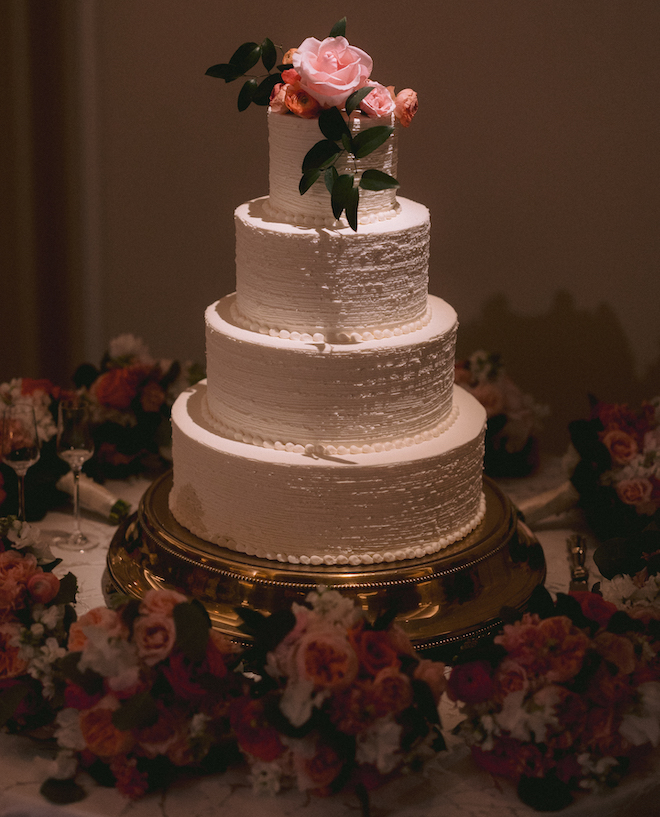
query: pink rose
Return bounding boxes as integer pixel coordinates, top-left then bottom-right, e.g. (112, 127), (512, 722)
(615, 477), (655, 513)
(413, 658), (447, 703)
(292, 36), (372, 108)
(27, 570), (60, 604)
(269, 82), (287, 113)
(394, 88), (418, 127)
(295, 629), (358, 691)
(0, 549), (39, 583)
(602, 429), (638, 465)
(359, 81), (395, 118)
(133, 612), (176, 666)
(139, 588), (187, 617)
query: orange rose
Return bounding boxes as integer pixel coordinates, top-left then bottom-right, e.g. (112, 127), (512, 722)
(602, 429), (638, 465)
(79, 696), (135, 758)
(67, 606), (128, 652)
(296, 630), (358, 691)
(373, 666), (413, 715)
(293, 740), (344, 793)
(0, 622), (28, 678)
(593, 631), (636, 675)
(394, 88), (418, 127)
(349, 626), (400, 677)
(138, 588), (187, 617)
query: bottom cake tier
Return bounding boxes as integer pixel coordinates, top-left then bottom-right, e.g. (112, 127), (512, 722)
(168, 380), (487, 565)
(106, 471), (546, 661)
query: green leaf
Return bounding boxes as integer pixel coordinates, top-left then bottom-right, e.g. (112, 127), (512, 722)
(341, 132), (353, 153)
(0, 682), (29, 727)
(52, 571), (78, 606)
(351, 125), (394, 159)
(229, 41), (261, 73)
(345, 184), (359, 231)
(261, 37), (277, 71)
(331, 173), (355, 220)
(299, 168), (321, 195)
(205, 63), (244, 82)
(359, 169), (400, 191)
(237, 78), (258, 111)
(40, 778), (87, 805)
(330, 17), (347, 38)
(345, 86), (373, 114)
(302, 139), (341, 172)
(112, 690), (159, 731)
(319, 107), (350, 142)
(324, 165), (339, 194)
(59, 652), (104, 696)
(253, 72), (282, 106)
(173, 598), (211, 662)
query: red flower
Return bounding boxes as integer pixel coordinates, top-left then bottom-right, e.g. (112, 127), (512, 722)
(93, 364), (153, 410)
(570, 590), (618, 629)
(471, 737), (546, 783)
(349, 625), (400, 677)
(229, 696), (285, 762)
(447, 660), (494, 704)
(292, 739), (344, 794)
(109, 754), (150, 800)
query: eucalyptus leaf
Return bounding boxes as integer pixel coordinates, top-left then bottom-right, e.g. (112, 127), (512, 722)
(173, 599), (211, 662)
(299, 168), (321, 195)
(345, 86), (373, 114)
(324, 165), (339, 194)
(331, 173), (355, 220)
(229, 41), (261, 73)
(253, 73), (282, 106)
(237, 78), (258, 111)
(302, 139), (341, 172)
(360, 169), (400, 190)
(352, 125), (394, 159)
(345, 184), (359, 231)
(330, 17), (347, 38)
(319, 106), (351, 142)
(112, 690), (159, 731)
(205, 63), (245, 83)
(261, 37), (277, 71)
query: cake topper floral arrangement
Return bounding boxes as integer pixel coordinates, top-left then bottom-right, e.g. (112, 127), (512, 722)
(206, 17), (418, 230)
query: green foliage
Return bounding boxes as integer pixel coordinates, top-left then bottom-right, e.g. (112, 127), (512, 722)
(112, 689), (159, 731)
(173, 599), (211, 663)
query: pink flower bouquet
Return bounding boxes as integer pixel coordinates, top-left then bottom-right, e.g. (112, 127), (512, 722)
(448, 585), (660, 810)
(0, 516), (77, 733)
(233, 588), (446, 799)
(46, 589), (244, 800)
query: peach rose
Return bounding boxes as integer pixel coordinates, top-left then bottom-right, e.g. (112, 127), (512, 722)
(293, 740), (344, 792)
(360, 81), (396, 118)
(296, 630), (358, 691)
(0, 622), (28, 678)
(0, 549), (39, 583)
(602, 429), (638, 465)
(27, 570), (60, 604)
(394, 88), (418, 127)
(79, 695), (134, 758)
(593, 631), (636, 675)
(138, 588), (187, 617)
(616, 477), (655, 512)
(413, 658), (447, 703)
(67, 606), (128, 652)
(285, 86), (321, 118)
(373, 666), (414, 714)
(292, 36), (372, 108)
(133, 613), (176, 666)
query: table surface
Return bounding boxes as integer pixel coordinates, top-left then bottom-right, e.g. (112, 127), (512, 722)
(3, 462), (660, 817)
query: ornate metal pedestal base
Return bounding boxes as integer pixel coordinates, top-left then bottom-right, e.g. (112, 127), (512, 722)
(106, 471), (545, 659)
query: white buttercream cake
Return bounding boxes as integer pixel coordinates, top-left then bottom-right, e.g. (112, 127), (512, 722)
(169, 109), (487, 565)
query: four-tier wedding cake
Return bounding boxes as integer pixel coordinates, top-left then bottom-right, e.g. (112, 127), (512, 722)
(168, 29), (487, 567)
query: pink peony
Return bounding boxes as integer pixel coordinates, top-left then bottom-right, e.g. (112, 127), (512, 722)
(133, 612), (176, 666)
(359, 81), (395, 118)
(394, 88), (418, 127)
(292, 36), (372, 108)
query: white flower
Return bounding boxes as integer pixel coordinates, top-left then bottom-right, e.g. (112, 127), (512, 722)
(108, 334), (153, 365)
(305, 587), (359, 628)
(620, 682), (660, 746)
(249, 760), (283, 796)
(35, 603), (63, 631)
(355, 717), (403, 774)
(77, 625), (139, 679)
(48, 749), (79, 781)
(55, 709), (86, 752)
(279, 678), (320, 727)
(190, 713), (210, 738)
(495, 687), (560, 744)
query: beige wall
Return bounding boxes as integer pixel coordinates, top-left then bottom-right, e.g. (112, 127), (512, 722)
(2, 0), (659, 451)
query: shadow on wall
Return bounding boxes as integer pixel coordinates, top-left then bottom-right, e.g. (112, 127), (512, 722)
(456, 290), (660, 455)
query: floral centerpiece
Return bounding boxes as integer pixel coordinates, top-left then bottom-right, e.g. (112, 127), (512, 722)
(454, 351), (548, 477)
(206, 17), (418, 230)
(0, 516), (78, 733)
(233, 587), (446, 801)
(448, 585), (660, 811)
(43, 589), (244, 802)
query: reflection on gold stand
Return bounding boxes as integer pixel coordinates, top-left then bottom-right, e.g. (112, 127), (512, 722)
(106, 471), (545, 659)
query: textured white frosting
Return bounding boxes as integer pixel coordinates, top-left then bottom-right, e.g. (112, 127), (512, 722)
(267, 110), (398, 224)
(204, 294), (458, 448)
(235, 197), (430, 339)
(169, 381), (486, 565)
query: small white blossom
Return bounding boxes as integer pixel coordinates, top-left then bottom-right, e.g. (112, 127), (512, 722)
(620, 682), (660, 746)
(108, 334), (154, 365)
(77, 625), (139, 679)
(48, 749), (79, 781)
(305, 587), (360, 628)
(356, 716), (403, 774)
(250, 760), (283, 795)
(190, 713), (210, 738)
(55, 709), (86, 752)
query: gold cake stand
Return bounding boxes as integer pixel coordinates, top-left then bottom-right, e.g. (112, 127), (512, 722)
(106, 471), (545, 659)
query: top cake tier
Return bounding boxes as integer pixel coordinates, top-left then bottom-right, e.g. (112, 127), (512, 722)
(266, 110), (399, 226)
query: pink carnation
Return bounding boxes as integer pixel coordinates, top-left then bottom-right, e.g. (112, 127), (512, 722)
(293, 36), (372, 108)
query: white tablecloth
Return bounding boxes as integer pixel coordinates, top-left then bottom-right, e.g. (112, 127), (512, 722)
(2, 463), (660, 817)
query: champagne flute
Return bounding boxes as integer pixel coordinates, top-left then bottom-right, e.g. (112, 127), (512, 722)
(56, 399), (98, 551)
(1, 403), (41, 521)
